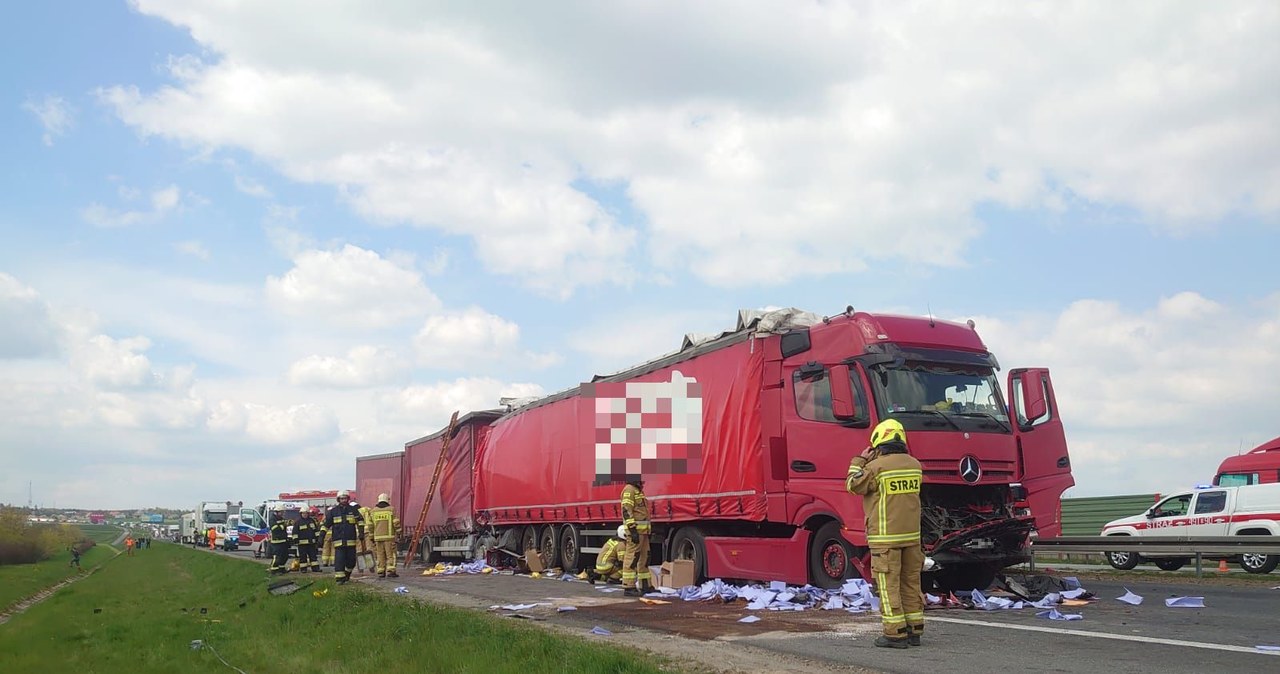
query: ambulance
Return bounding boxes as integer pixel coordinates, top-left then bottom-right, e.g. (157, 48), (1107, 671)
(1101, 482), (1280, 574)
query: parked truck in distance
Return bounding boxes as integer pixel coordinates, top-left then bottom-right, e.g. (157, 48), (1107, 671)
(361, 306), (1076, 592)
(1214, 436), (1280, 486)
(1101, 482), (1280, 574)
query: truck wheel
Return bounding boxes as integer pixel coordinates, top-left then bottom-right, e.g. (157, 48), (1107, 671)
(559, 525), (581, 571)
(808, 521), (854, 589)
(670, 526), (707, 583)
(1153, 558), (1188, 571)
(1240, 553), (1279, 574)
(520, 526), (538, 556)
(539, 525), (561, 569)
(1106, 550), (1140, 570)
(419, 536), (437, 564)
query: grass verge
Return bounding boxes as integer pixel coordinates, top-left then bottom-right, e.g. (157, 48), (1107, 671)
(0, 543), (685, 674)
(0, 544), (115, 609)
(79, 525), (126, 546)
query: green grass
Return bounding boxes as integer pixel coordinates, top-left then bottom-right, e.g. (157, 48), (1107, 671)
(0, 544), (116, 609)
(79, 525), (125, 546)
(0, 544), (685, 674)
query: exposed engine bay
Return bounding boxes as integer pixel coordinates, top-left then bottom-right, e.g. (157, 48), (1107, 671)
(920, 484), (1034, 562)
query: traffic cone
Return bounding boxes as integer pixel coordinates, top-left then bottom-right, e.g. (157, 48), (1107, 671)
(1216, 559), (1229, 573)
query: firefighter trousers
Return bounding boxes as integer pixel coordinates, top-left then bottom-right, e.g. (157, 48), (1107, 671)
(270, 543), (290, 573)
(373, 540), (396, 574)
(297, 543), (318, 572)
(334, 544), (356, 581)
(870, 544), (925, 638)
(321, 538), (334, 566)
(622, 533), (651, 589)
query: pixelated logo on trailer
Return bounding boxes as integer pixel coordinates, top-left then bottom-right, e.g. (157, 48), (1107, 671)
(581, 371), (703, 486)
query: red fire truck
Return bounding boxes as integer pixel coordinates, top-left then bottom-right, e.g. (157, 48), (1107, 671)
(360, 307), (1074, 591)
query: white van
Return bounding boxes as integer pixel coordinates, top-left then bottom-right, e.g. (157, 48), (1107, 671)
(1100, 482), (1280, 574)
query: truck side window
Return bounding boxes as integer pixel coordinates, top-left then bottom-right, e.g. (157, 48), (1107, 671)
(793, 367), (868, 423)
(1193, 491), (1227, 514)
(1216, 473), (1256, 487)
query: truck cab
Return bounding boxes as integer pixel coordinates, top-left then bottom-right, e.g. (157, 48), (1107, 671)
(1214, 437), (1280, 486)
(1101, 483), (1280, 574)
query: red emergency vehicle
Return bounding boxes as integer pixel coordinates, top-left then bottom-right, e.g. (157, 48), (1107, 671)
(360, 308), (1075, 591)
(1214, 436), (1280, 486)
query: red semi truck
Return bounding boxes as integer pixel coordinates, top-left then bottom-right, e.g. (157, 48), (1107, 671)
(1214, 437), (1280, 486)
(361, 307), (1075, 591)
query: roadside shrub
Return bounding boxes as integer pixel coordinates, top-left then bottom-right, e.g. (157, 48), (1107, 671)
(0, 506), (84, 565)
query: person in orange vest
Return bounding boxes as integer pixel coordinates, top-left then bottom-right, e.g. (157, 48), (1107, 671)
(207, 527), (218, 550)
(125, 535), (135, 556)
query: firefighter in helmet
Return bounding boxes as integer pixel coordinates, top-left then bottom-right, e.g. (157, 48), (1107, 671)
(268, 506), (291, 575)
(368, 493), (402, 578)
(294, 507), (320, 573)
(620, 475), (652, 596)
(846, 418), (925, 648)
(587, 525), (627, 585)
(325, 490), (365, 584)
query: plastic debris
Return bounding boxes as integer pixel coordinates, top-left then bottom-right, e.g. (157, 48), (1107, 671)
(589, 626), (613, 636)
(739, 615), (762, 623)
(1116, 589), (1143, 606)
(1036, 608), (1083, 621)
(1165, 596), (1205, 608)
(557, 606), (577, 612)
(393, 586), (409, 595)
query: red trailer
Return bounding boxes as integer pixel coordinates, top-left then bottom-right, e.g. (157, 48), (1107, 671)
(401, 410), (503, 560)
(355, 452), (405, 514)
(463, 307), (1074, 591)
(1215, 436), (1280, 486)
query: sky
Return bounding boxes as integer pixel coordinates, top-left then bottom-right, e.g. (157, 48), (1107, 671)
(1, 0), (1277, 511)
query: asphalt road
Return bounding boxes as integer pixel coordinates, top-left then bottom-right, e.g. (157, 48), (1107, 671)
(207, 544), (1279, 673)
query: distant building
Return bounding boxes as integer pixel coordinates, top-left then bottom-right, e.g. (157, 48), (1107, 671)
(89, 512), (106, 524)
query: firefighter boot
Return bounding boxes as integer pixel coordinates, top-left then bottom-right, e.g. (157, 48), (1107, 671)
(624, 587), (642, 597)
(874, 635), (909, 649)
(586, 569), (599, 585)
(907, 626), (922, 647)
(387, 569), (399, 578)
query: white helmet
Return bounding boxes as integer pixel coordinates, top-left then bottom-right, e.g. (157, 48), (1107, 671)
(616, 525), (628, 539)
(337, 489), (350, 499)
(377, 493), (390, 504)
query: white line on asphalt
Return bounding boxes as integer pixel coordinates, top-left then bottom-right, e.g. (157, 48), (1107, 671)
(928, 616), (1279, 656)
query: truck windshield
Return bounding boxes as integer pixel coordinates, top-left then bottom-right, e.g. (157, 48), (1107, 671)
(202, 511), (228, 524)
(870, 361), (1010, 431)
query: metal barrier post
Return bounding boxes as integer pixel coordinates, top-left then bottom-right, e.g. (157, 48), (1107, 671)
(1195, 552), (1202, 578)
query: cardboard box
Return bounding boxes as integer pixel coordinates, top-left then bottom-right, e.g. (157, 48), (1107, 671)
(658, 559), (696, 589)
(524, 548), (544, 573)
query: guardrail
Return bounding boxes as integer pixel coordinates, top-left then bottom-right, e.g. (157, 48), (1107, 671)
(1029, 535), (1280, 576)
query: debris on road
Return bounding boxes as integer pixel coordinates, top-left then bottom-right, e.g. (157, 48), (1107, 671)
(1164, 596), (1206, 608)
(1036, 608), (1083, 621)
(589, 626), (612, 636)
(1116, 588), (1143, 605)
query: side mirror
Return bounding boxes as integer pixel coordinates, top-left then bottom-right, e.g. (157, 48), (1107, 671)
(1022, 377), (1047, 421)
(1145, 509), (1155, 519)
(829, 364), (859, 420)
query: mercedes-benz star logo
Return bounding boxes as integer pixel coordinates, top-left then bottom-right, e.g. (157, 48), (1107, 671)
(959, 455), (982, 483)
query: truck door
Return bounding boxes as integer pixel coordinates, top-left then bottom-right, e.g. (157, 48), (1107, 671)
(1187, 489), (1231, 536)
(1147, 493), (1193, 532)
(1007, 368), (1075, 537)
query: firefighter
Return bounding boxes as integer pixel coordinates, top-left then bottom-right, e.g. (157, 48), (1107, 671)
(326, 490), (365, 584)
(318, 508), (334, 568)
(294, 508), (320, 573)
(368, 493), (402, 578)
(586, 526), (626, 585)
(620, 476), (653, 597)
(268, 507), (291, 575)
(846, 418), (925, 648)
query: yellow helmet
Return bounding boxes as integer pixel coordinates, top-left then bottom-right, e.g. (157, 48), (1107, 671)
(870, 418), (907, 448)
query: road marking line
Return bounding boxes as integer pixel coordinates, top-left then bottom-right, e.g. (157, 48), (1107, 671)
(928, 616), (1279, 656)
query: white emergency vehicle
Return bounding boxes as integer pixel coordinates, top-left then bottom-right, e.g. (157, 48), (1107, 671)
(1101, 482), (1280, 574)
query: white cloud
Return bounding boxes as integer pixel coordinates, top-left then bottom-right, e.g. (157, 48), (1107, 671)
(234, 174), (272, 198)
(207, 399), (340, 445)
(413, 306), (560, 372)
(967, 291), (1280, 496)
(22, 94), (74, 146)
(287, 345), (407, 388)
(0, 272), (61, 358)
(82, 184), (188, 227)
(175, 240), (211, 260)
(264, 243), (442, 328)
(376, 377), (546, 426)
(97, 2), (1279, 293)
(70, 335), (158, 389)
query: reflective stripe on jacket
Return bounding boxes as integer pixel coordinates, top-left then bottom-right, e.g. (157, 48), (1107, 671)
(621, 484), (651, 533)
(595, 538), (623, 572)
(325, 504), (364, 546)
(368, 506), (401, 542)
(846, 450), (923, 547)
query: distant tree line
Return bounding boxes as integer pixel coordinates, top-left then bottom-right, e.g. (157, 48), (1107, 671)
(0, 505), (92, 565)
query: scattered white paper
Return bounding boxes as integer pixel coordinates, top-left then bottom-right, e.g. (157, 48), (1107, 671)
(1062, 576), (1081, 590)
(1036, 608), (1083, 621)
(393, 586), (409, 594)
(1271, 586), (1280, 590)
(1254, 645), (1280, 652)
(823, 596), (844, 610)
(738, 615), (762, 623)
(658, 586), (678, 595)
(500, 603), (542, 611)
(1061, 588), (1087, 600)
(589, 626), (612, 636)
(557, 606), (577, 612)
(925, 593), (941, 605)
(596, 587), (621, 593)
(1165, 596), (1205, 608)
(1031, 593), (1061, 609)
(1117, 588), (1143, 606)
(769, 581), (787, 591)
